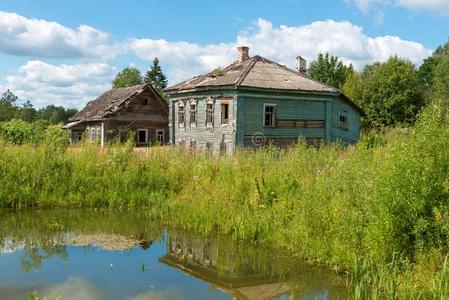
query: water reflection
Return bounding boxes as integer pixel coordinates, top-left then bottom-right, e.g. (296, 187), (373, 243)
(0, 209), (346, 299)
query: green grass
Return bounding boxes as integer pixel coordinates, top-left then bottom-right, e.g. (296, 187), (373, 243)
(2, 104), (449, 298)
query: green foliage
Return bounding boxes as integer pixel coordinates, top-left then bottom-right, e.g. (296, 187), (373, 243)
(144, 57), (168, 92)
(308, 53), (354, 88)
(211, 67), (224, 77)
(112, 66), (143, 88)
(343, 56), (424, 128)
(418, 39), (449, 89)
(0, 119), (69, 147)
(0, 89), (78, 123)
(433, 54), (449, 104)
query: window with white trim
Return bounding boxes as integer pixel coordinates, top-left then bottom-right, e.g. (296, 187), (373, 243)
(264, 104), (276, 127)
(189, 102), (197, 125)
(206, 99), (214, 126)
(178, 102), (185, 126)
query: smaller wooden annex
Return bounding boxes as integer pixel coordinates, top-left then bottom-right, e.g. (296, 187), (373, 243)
(63, 84), (168, 146)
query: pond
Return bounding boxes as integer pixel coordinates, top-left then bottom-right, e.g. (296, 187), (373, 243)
(0, 209), (347, 300)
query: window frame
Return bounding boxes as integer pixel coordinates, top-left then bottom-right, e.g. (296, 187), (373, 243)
(137, 129), (148, 144)
(206, 98), (215, 127)
(221, 103), (229, 125)
(263, 103), (277, 128)
(339, 110), (348, 130)
(189, 100), (197, 126)
(177, 101), (185, 127)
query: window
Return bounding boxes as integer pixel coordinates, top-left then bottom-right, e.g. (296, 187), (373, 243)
(143, 98), (149, 105)
(339, 111), (348, 129)
(178, 102), (185, 125)
(264, 104), (276, 127)
(206, 102), (214, 126)
(137, 129), (148, 144)
(156, 130), (165, 143)
(221, 103), (229, 124)
(89, 126), (100, 141)
(190, 103), (197, 125)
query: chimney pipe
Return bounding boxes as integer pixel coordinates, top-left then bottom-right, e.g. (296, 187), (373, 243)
(296, 56), (307, 73)
(237, 46), (250, 63)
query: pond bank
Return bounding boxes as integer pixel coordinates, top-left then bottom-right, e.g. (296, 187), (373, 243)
(0, 209), (346, 300)
(2, 107), (449, 298)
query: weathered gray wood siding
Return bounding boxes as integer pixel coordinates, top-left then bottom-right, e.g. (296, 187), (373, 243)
(330, 97), (361, 144)
(238, 94), (329, 147)
(169, 93), (237, 155)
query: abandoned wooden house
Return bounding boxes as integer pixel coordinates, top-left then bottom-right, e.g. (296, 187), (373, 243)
(63, 84), (168, 146)
(165, 47), (364, 155)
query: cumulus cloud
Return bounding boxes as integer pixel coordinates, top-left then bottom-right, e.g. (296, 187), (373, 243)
(346, 0), (449, 17)
(0, 60), (116, 108)
(0, 11), (119, 60)
(129, 18), (431, 83)
(0, 13), (432, 108)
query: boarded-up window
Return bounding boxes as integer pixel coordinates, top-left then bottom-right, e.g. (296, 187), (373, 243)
(264, 104), (276, 127)
(277, 119), (325, 128)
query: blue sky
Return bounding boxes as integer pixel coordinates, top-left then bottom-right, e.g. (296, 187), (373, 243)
(0, 0), (448, 108)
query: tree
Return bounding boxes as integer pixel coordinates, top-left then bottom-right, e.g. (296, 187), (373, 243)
(144, 57), (168, 92)
(308, 53), (354, 88)
(433, 54), (449, 104)
(343, 56), (424, 129)
(418, 40), (449, 89)
(16, 100), (36, 122)
(112, 67), (143, 88)
(37, 105), (78, 124)
(0, 90), (19, 121)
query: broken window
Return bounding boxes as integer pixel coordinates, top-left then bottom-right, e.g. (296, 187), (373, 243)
(264, 104), (276, 127)
(221, 103), (229, 124)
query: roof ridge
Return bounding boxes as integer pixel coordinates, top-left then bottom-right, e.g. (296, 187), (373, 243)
(235, 56), (260, 86)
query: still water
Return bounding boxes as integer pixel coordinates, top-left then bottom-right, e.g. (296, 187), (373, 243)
(0, 209), (347, 300)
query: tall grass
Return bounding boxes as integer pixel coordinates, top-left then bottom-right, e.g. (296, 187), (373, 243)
(1, 104), (449, 297)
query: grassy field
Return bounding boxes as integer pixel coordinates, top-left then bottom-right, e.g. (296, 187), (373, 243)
(2, 105), (449, 298)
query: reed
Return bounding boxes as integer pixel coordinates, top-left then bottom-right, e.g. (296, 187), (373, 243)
(2, 104), (449, 298)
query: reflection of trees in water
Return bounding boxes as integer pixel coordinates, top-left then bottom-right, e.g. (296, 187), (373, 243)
(20, 243), (68, 272)
(0, 209), (166, 272)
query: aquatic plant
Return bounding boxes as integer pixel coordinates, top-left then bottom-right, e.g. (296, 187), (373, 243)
(2, 104), (449, 298)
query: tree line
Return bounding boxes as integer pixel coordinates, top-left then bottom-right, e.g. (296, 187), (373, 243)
(0, 90), (78, 124)
(307, 40), (449, 130)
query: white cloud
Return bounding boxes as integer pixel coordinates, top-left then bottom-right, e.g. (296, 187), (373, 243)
(346, 0), (449, 17)
(129, 18), (431, 83)
(0, 13), (432, 109)
(0, 60), (116, 108)
(0, 11), (119, 60)
(397, 0), (449, 14)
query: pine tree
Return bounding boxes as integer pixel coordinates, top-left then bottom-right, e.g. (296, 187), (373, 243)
(144, 57), (168, 92)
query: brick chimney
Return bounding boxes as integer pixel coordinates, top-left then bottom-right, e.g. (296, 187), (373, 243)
(296, 56), (307, 73)
(237, 46), (250, 63)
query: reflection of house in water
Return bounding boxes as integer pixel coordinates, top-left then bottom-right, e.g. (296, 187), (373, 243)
(159, 236), (291, 300)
